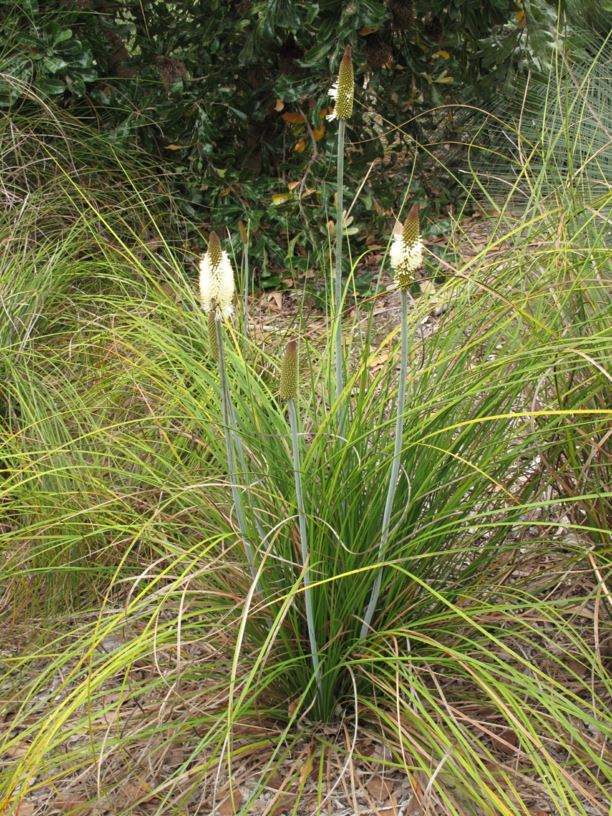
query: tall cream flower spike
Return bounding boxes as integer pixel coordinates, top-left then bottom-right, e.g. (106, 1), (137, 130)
(199, 231), (235, 318)
(390, 203), (423, 290)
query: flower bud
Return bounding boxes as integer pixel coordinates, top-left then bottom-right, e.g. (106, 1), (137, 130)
(279, 339), (298, 401)
(238, 220), (248, 245)
(207, 230), (222, 267)
(327, 45), (354, 122)
(403, 204), (420, 248)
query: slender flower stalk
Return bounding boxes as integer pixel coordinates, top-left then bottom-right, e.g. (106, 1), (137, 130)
(281, 340), (321, 692)
(360, 204), (422, 638)
(334, 120), (346, 417)
(329, 45), (354, 419)
(214, 314), (256, 577)
(200, 232), (257, 578)
(207, 310), (218, 362)
(227, 392), (267, 545)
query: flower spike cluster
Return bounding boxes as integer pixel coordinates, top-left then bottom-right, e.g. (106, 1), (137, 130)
(327, 45), (354, 121)
(390, 203), (423, 290)
(199, 231), (235, 318)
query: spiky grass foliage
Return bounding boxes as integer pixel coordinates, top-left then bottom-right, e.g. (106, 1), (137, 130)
(1, 73), (611, 816)
(468, 34), (611, 202)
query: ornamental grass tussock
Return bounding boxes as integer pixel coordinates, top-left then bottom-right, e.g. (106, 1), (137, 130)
(199, 230), (235, 318)
(390, 203), (423, 290)
(327, 45), (354, 121)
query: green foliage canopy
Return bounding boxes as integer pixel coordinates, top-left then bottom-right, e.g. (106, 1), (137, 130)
(1, 0), (609, 281)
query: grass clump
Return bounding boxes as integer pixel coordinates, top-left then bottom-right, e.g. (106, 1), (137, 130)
(0, 49), (610, 815)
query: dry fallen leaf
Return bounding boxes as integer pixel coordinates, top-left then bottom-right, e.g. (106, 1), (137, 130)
(268, 793), (296, 816)
(366, 773), (393, 801)
(117, 778), (153, 806)
(3, 743), (29, 759)
(495, 726), (519, 756)
(52, 799), (93, 815)
(368, 349), (393, 369)
(266, 771), (284, 790)
(267, 292), (283, 311)
(218, 789), (243, 815)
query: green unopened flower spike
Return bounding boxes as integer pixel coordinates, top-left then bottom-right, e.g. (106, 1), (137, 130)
(390, 203), (423, 290)
(199, 230), (235, 318)
(327, 45), (354, 121)
(279, 339), (298, 401)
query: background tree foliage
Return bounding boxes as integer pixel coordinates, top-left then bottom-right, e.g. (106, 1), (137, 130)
(1, 0), (610, 283)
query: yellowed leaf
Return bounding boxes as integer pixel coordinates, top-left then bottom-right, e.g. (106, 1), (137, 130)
(281, 111), (304, 124)
(271, 193), (290, 205)
(368, 349), (392, 368)
(274, 98), (285, 112)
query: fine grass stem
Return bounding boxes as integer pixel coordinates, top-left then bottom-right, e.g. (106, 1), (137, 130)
(241, 221), (250, 338)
